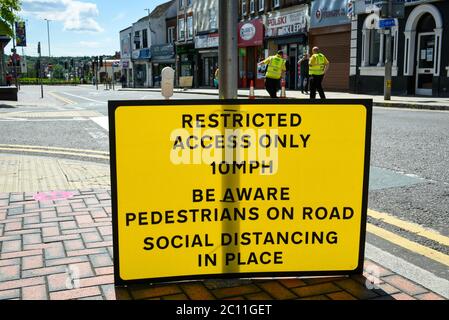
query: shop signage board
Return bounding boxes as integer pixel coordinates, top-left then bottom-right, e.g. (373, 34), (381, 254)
(238, 19), (264, 47)
(310, 0), (351, 28)
(265, 6), (308, 38)
(109, 100), (372, 285)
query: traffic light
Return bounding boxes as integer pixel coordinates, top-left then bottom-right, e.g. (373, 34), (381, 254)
(99, 56), (103, 68)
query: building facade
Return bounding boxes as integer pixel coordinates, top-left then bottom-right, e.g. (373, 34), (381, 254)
(350, 0), (449, 97)
(120, 0), (177, 88)
(119, 27), (132, 87)
(238, 0), (310, 90)
(193, 0), (219, 87)
(131, 16), (152, 87)
(176, 0), (195, 88)
(309, 0), (351, 91)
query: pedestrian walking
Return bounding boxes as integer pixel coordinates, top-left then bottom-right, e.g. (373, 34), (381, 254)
(120, 74), (126, 88)
(214, 68), (219, 88)
(5, 73), (12, 86)
(298, 53), (309, 94)
(309, 47), (330, 99)
(261, 50), (286, 98)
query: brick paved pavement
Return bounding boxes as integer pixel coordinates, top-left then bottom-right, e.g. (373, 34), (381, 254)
(0, 189), (446, 300)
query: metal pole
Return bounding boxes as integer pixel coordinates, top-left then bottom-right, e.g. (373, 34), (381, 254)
(112, 62), (115, 90)
(45, 19), (52, 83)
(218, 0), (239, 275)
(383, 0), (393, 100)
(218, 0), (238, 99)
(46, 19), (51, 57)
(38, 42), (43, 98)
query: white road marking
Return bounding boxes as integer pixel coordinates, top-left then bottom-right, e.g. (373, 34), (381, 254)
(90, 116), (109, 131)
(59, 91), (107, 104)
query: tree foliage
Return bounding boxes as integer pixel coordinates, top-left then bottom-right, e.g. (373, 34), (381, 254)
(0, 0), (21, 36)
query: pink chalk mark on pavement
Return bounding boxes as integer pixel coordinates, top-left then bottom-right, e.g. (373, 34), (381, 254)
(33, 191), (75, 202)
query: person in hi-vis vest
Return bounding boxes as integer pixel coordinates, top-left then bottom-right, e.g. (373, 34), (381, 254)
(261, 50), (286, 98)
(309, 47), (330, 99)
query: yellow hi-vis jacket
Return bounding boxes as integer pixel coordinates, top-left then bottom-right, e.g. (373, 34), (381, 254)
(263, 54), (286, 80)
(309, 53), (329, 76)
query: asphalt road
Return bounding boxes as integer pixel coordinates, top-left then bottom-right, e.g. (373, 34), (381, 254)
(1, 84), (449, 288)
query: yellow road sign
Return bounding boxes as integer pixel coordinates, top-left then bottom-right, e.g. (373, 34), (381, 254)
(109, 100), (372, 284)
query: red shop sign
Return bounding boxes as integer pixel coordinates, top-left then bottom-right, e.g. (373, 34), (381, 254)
(238, 18), (264, 47)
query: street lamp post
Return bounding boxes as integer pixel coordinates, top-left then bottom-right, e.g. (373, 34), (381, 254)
(45, 19), (52, 81)
(382, 0), (393, 101)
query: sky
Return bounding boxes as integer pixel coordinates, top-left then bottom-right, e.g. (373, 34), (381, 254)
(5, 0), (168, 57)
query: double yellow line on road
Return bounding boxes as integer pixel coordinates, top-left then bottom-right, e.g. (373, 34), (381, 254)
(0, 144), (109, 160)
(367, 209), (449, 267)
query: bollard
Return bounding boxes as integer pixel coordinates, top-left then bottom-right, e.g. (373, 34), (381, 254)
(249, 80), (255, 99)
(161, 67), (175, 100)
(280, 78), (286, 99)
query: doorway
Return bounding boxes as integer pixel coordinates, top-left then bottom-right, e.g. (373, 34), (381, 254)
(415, 32), (435, 96)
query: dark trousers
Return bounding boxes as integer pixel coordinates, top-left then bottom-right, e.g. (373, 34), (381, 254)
(299, 75), (309, 93)
(265, 77), (280, 98)
(310, 74), (326, 99)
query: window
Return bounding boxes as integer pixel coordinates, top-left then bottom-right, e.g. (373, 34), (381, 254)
(258, 0), (265, 12)
(187, 16), (193, 39)
(179, 0), (184, 9)
(187, 0), (192, 6)
(210, 9), (217, 30)
(142, 29), (148, 48)
(178, 18), (185, 41)
(360, 14), (399, 73)
(250, 0), (255, 13)
(272, 0), (279, 8)
(134, 31), (140, 49)
(368, 29), (380, 66)
(242, 0), (247, 16)
(168, 26), (175, 43)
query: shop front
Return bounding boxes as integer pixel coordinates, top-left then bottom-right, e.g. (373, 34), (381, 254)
(309, 0), (351, 91)
(120, 60), (132, 87)
(132, 48), (151, 88)
(264, 5), (309, 90)
(350, 0), (449, 97)
(176, 44), (195, 88)
(195, 33), (219, 88)
(150, 44), (176, 88)
(238, 18), (265, 89)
